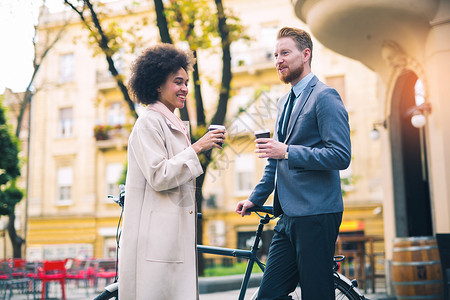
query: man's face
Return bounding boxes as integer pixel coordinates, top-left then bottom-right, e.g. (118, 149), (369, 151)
(274, 37), (308, 85)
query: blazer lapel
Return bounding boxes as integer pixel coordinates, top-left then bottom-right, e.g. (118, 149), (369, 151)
(284, 75), (318, 142)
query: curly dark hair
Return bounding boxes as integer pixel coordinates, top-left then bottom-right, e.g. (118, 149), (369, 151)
(128, 44), (195, 105)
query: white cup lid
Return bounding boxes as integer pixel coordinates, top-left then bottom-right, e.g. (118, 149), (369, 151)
(254, 129), (270, 135)
(208, 125), (226, 130)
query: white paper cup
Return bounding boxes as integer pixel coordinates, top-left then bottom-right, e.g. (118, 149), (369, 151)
(208, 125), (226, 146)
(254, 129), (271, 140)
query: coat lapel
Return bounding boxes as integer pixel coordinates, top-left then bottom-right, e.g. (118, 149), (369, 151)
(284, 75), (318, 142)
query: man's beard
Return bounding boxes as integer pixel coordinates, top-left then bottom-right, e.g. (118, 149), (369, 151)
(279, 64), (304, 84)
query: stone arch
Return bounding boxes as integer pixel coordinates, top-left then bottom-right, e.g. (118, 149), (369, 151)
(388, 69), (433, 237)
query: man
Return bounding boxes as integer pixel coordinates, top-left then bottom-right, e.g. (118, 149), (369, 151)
(235, 27), (351, 300)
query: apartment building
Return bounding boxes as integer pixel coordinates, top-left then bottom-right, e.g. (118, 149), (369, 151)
(19, 0), (382, 261)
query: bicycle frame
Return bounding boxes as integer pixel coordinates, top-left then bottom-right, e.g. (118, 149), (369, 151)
(95, 198), (366, 300)
(198, 213), (271, 300)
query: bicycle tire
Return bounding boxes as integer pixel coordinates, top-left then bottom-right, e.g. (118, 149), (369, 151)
(334, 274), (363, 300)
(249, 274), (363, 300)
(93, 289), (118, 300)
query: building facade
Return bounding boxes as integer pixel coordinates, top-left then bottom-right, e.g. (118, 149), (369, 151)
(14, 0), (384, 271)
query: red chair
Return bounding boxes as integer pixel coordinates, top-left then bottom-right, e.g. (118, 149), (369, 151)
(39, 260), (66, 300)
(11, 258), (27, 278)
(65, 258), (94, 297)
(94, 259), (116, 291)
(0, 261), (33, 299)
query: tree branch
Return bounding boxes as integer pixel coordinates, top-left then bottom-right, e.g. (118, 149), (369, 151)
(211, 0), (232, 126)
(70, 0), (137, 118)
(153, 0), (173, 44)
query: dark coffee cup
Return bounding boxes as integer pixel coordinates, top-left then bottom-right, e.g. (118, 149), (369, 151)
(255, 129), (270, 141)
(208, 125), (226, 146)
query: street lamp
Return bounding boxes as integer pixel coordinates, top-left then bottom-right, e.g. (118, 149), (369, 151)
(407, 102), (432, 128)
(406, 102), (432, 180)
(370, 120), (387, 140)
(411, 113), (426, 128)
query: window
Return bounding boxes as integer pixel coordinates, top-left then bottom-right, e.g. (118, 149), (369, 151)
(103, 237), (117, 258)
(57, 166), (73, 204)
(234, 154), (255, 195)
(260, 25), (278, 47)
(59, 53), (75, 83)
(112, 48), (125, 74)
(231, 39), (251, 67)
(207, 221), (226, 247)
(228, 87), (257, 134)
(260, 25), (278, 61)
(414, 78), (425, 106)
(107, 102), (126, 126)
(106, 163), (124, 199)
(58, 107), (73, 138)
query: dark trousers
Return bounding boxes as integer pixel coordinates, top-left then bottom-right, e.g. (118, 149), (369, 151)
(257, 212), (342, 300)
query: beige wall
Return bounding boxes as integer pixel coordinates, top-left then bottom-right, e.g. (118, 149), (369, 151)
(292, 0), (450, 294)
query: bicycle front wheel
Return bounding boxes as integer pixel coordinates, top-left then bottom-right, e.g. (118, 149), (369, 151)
(249, 274), (363, 300)
(334, 274), (363, 300)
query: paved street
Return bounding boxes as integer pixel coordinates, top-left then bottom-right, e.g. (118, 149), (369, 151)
(200, 289), (395, 300)
(7, 285), (394, 299)
(6, 273), (393, 300)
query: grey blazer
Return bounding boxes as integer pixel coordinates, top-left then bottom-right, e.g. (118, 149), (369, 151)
(249, 75), (351, 217)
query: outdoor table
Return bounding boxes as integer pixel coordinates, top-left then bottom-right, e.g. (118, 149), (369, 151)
(336, 235), (384, 293)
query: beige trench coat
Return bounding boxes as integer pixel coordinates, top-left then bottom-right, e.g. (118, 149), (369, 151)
(118, 109), (203, 299)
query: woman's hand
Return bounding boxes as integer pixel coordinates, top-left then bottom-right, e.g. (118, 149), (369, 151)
(192, 129), (226, 154)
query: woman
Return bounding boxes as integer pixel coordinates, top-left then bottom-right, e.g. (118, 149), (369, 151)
(118, 44), (225, 299)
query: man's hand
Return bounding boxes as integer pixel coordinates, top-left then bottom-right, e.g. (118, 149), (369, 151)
(255, 138), (288, 159)
(235, 199), (256, 217)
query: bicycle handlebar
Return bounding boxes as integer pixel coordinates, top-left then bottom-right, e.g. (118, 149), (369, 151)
(246, 206), (274, 215)
(108, 187), (274, 217)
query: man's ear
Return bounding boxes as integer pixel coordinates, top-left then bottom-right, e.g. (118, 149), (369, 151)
(303, 48), (311, 63)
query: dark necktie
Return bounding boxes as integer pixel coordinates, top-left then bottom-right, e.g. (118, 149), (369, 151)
(279, 89), (296, 142)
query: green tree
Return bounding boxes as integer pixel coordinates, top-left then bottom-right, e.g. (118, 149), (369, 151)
(154, 0), (246, 274)
(5, 1), (69, 258)
(0, 98), (23, 258)
(64, 0), (141, 118)
(64, 0), (246, 274)
(14, 0), (68, 139)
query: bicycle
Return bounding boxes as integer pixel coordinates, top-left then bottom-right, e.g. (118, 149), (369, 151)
(94, 188), (367, 300)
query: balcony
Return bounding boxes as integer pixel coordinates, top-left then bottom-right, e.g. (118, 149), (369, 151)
(94, 124), (130, 151)
(96, 70), (117, 91)
(292, 0), (441, 76)
(231, 47), (275, 75)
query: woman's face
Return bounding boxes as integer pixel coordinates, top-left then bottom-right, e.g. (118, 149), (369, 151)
(158, 68), (189, 112)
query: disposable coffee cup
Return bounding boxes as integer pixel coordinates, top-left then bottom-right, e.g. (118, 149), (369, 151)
(208, 125), (226, 146)
(254, 129), (271, 141)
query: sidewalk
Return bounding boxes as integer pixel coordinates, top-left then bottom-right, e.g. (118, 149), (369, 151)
(6, 275), (396, 299)
(7, 289), (395, 300)
(200, 288), (396, 300)
(6, 286), (394, 300)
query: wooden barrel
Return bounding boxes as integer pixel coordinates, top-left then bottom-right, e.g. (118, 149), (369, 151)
(391, 236), (444, 299)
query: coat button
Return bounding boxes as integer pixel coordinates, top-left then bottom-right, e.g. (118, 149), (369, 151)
(189, 211), (193, 214)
